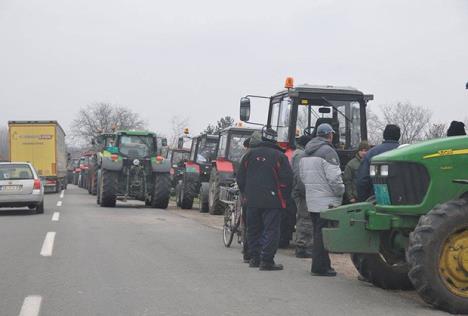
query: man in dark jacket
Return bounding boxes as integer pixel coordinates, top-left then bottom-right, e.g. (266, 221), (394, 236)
(356, 124), (401, 202)
(236, 128), (293, 271)
(447, 121), (466, 136)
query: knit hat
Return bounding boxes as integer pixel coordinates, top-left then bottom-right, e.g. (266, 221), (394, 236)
(383, 124), (401, 141)
(358, 141), (370, 151)
(447, 121), (466, 137)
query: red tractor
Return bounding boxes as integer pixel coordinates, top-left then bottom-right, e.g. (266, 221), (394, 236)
(176, 134), (219, 211)
(239, 78), (372, 168)
(208, 127), (256, 215)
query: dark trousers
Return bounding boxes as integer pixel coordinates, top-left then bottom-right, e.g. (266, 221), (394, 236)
(247, 207), (281, 263)
(241, 206), (249, 259)
(310, 212), (331, 273)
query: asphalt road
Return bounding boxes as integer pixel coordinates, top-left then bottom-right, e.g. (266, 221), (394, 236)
(0, 186), (448, 316)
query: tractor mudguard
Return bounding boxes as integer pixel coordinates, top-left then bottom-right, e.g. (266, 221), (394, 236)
(151, 159), (171, 173)
(321, 202), (381, 254)
(101, 156), (123, 171)
(213, 160), (235, 185)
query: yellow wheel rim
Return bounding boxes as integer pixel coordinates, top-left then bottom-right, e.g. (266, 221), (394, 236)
(440, 229), (468, 298)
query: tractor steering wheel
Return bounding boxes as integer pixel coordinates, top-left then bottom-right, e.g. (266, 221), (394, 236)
(303, 127), (315, 136)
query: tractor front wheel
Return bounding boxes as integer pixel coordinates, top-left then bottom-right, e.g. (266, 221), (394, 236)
(151, 173), (171, 209)
(100, 169), (117, 207)
(180, 174), (197, 209)
(408, 199), (468, 314)
(208, 169), (224, 215)
(351, 252), (413, 290)
(199, 182), (209, 213)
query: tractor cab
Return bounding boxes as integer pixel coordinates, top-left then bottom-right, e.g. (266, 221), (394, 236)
(240, 78), (372, 169)
(168, 148), (191, 188)
(188, 134), (219, 181)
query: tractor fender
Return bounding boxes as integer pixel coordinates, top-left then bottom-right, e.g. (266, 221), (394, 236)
(212, 160), (235, 185)
(101, 156), (123, 171)
(151, 159), (171, 173)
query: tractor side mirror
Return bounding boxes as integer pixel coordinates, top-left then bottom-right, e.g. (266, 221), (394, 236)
(161, 138), (168, 147)
(91, 139), (96, 145)
(240, 97), (251, 122)
(318, 107), (331, 114)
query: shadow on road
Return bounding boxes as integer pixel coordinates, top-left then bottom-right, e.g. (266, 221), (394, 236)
(0, 208), (38, 216)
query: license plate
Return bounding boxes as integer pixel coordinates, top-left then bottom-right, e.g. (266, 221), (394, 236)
(0, 185), (22, 191)
(374, 184), (391, 205)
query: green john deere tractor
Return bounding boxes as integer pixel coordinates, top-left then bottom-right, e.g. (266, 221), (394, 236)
(96, 130), (171, 209)
(322, 136), (468, 314)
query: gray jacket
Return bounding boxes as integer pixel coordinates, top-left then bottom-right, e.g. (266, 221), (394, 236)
(299, 137), (344, 213)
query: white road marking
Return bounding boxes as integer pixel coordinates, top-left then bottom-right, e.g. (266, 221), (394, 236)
(60, 190), (64, 198)
(56, 201), (62, 207)
(40, 232), (56, 257)
(51, 212), (60, 221)
(18, 295), (42, 316)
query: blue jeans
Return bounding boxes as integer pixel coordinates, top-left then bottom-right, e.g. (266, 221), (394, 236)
(247, 207), (281, 263)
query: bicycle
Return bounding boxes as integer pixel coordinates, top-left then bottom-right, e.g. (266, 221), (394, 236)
(220, 184), (245, 247)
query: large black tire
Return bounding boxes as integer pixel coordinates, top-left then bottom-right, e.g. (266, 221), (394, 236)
(151, 173), (171, 209)
(180, 174), (197, 209)
(35, 200), (44, 214)
(91, 171), (97, 196)
(407, 199), (468, 314)
(351, 252), (413, 290)
(199, 182), (209, 213)
(100, 169), (117, 207)
(96, 170), (101, 205)
(208, 169), (224, 215)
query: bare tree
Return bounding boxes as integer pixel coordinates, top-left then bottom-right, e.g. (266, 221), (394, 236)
(0, 126), (9, 161)
(168, 115), (189, 148)
(70, 102), (146, 145)
(366, 109), (384, 145)
(425, 123), (447, 140)
(379, 102), (432, 144)
(203, 116), (235, 134)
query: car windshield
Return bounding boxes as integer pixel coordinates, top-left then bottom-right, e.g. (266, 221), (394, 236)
(228, 134), (250, 163)
(0, 164), (34, 180)
(196, 138), (218, 163)
(119, 135), (154, 158)
(172, 151), (190, 165)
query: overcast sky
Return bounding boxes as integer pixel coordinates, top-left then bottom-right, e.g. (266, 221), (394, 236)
(1, 0), (467, 138)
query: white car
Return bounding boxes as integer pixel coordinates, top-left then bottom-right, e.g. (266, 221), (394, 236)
(0, 162), (44, 213)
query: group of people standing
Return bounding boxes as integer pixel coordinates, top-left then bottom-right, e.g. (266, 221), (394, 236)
(236, 120), (466, 274)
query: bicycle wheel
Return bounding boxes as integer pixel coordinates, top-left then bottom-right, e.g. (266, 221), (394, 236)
(223, 205), (235, 247)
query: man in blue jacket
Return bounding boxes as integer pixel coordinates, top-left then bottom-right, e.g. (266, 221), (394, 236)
(356, 124), (401, 201)
(236, 128), (293, 271)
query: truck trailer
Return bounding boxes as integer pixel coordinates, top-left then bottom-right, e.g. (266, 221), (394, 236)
(9, 121), (67, 193)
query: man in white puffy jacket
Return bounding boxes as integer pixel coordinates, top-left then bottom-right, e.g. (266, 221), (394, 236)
(299, 123), (344, 276)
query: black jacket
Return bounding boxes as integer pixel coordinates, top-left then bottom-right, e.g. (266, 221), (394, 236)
(356, 140), (400, 201)
(236, 141), (293, 209)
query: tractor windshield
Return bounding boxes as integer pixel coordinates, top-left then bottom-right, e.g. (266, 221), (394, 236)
(172, 151), (190, 166)
(269, 97), (362, 149)
(196, 138), (218, 163)
(119, 135), (154, 158)
(228, 134), (250, 163)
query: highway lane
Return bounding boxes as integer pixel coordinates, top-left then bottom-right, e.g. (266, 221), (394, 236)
(0, 185), (447, 315)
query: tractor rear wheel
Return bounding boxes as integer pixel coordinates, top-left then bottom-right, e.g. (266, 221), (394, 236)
(175, 182), (182, 207)
(199, 182), (209, 213)
(151, 173), (171, 209)
(351, 252), (413, 290)
(208, 168), (224, 215)
(408, 199), (468, 314)
(100, 169), (117, 207)
(180, 174), (196, 209)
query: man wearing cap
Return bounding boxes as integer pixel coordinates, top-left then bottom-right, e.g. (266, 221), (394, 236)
(236, 128), (293, 271)
(356, 124), (401, 202)
(299, 123), (344, 276)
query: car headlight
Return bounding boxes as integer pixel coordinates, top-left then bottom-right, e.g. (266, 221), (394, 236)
(369, 164), (377, 177)
(380, 165), (389, 177)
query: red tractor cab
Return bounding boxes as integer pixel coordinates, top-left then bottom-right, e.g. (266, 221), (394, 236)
(168, 148), (191, 190)
(240, 78), (372, 169)
(176, 134), (219, 212)
(208, 127), (256, 214)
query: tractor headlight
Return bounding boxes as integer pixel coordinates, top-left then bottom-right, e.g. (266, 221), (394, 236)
(369, 164), (377, 177)
(133, 159), (140, 166)
(380, 165), (389, 177)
